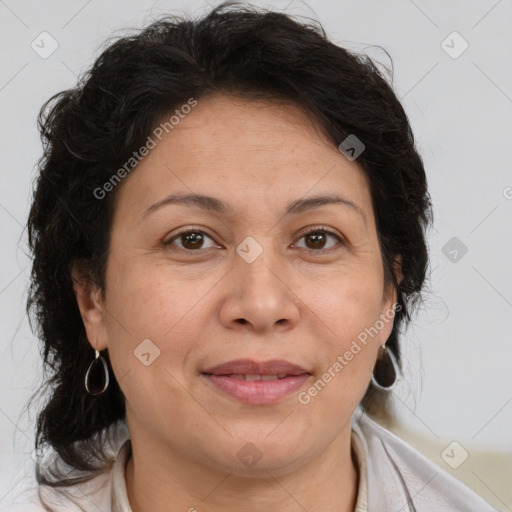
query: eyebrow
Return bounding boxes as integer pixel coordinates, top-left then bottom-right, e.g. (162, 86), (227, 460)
(143, 192), (364, 219)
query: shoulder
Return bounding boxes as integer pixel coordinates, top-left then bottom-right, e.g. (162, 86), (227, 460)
(35, 470), (114, 512)
(33, 437), (133, 512)
(351, 411), (498, 512)
(5, 468), (113, 512)
(25, 431), (132, 512)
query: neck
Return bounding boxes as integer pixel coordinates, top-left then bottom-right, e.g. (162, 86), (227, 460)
(125, 426), (359, 512)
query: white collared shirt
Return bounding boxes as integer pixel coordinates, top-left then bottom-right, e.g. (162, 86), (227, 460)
(33, 411), (497, 511)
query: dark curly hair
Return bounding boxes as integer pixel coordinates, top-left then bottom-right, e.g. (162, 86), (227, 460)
(26, 0), (433, 488)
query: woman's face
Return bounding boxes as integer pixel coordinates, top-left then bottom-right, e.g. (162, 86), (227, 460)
(76, 93), (398, 476)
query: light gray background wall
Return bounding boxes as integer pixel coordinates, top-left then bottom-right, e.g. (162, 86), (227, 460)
(1, 0), (511, 510)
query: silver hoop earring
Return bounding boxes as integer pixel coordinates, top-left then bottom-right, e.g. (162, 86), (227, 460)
(371, 344), (397, 389)
(84, 349), (109, 395)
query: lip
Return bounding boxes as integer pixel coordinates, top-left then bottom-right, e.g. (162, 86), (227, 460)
(202, 358), (310, 376)
(201, 359), (311, 405)
(201, 374), (311, 405)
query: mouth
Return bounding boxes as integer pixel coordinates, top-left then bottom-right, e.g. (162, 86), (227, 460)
(201, 359), (312, 405)
(202, 358), (310, 376)
(212, 373), (295, 381)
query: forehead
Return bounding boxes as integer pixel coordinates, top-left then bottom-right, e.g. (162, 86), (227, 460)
(113, 93), (374, 224)
(162, 93), (336, 157)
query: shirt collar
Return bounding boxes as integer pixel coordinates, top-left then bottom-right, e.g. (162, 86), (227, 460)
(352, 428), (369, 511)
(111, 438), (133, 512)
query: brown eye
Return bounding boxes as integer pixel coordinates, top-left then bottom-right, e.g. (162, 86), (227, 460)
(305, 231), (327, 249)
(295, 228), (343, 251)
(165, 230), (217, 251)
(181, 232), (204, 250)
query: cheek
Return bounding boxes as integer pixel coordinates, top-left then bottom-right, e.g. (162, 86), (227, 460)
(103, 259), (218, 388)
(107, 254), (219, 336)
(297, 282), (383, 419)
(302, 262), (385, 343)
(298, 264), (385, 399)
(103, 264), (209, 423)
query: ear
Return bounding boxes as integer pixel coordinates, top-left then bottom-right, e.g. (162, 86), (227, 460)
(71, 262), (109, 351)
(393, 255), (403, 286)
(379, 255), (402, 342)
(383, 254), (402, 303)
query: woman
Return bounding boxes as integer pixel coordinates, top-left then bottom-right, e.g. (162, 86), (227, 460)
(26, 2), (497, 511)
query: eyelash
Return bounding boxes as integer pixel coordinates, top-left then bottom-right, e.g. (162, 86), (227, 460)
(164, 226), (344, 253)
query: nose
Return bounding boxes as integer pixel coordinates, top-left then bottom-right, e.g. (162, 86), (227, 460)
(218, 243), (301, 334)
